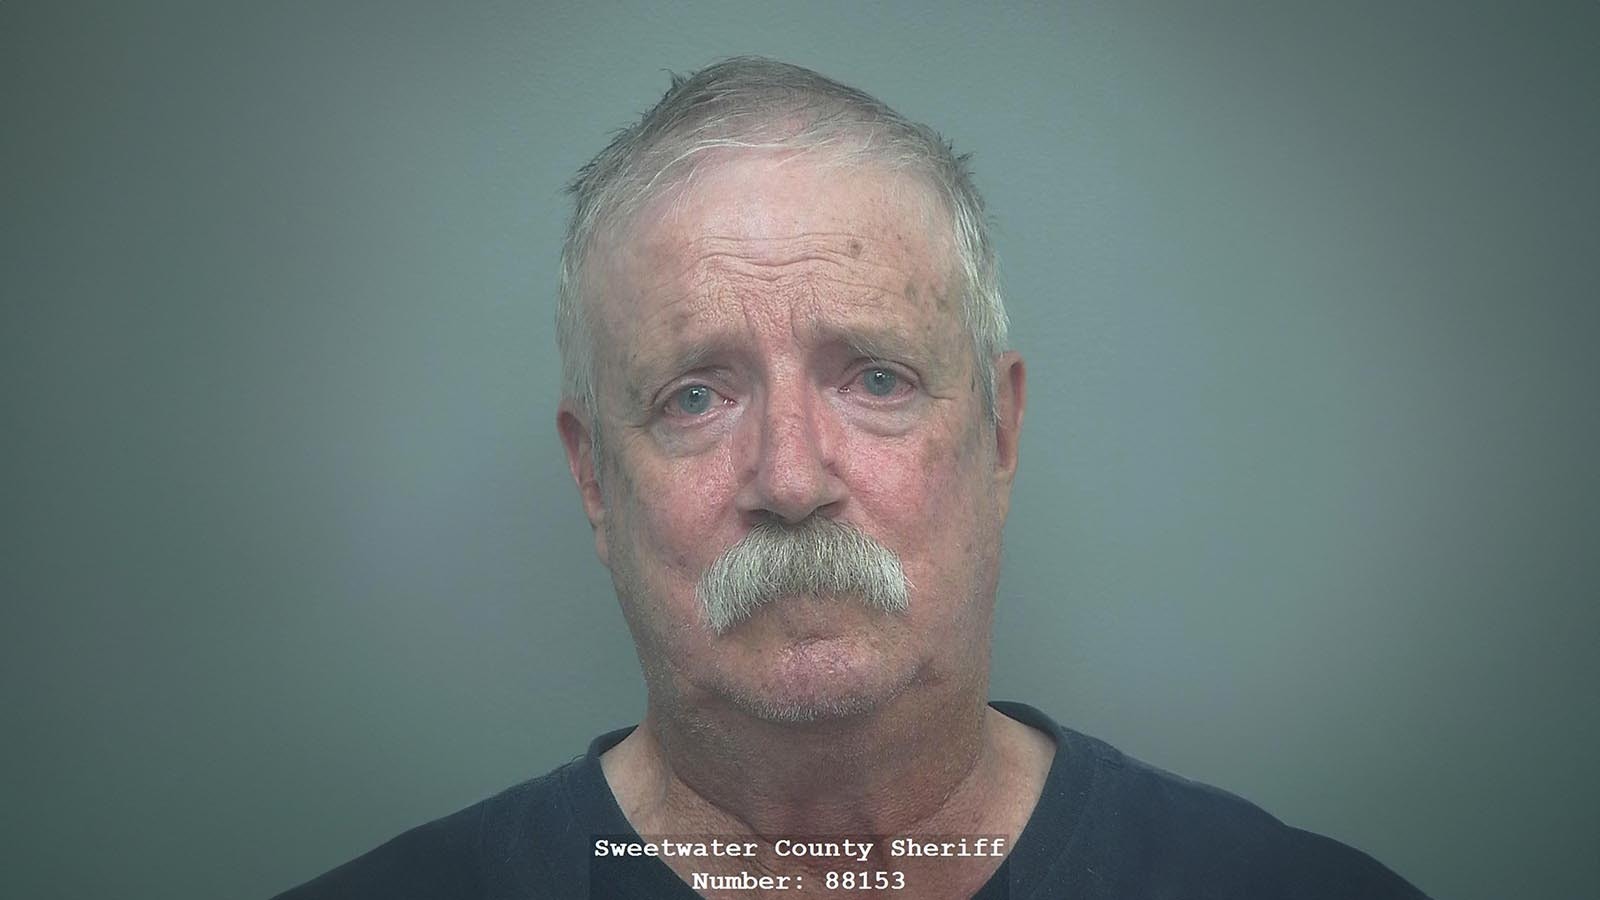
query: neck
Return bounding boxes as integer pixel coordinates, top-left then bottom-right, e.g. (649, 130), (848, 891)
(601, 672), (1056, 900)
(603, 671), (1035, 840)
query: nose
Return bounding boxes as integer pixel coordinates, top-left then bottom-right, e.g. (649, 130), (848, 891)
(734, 378), (848, 524)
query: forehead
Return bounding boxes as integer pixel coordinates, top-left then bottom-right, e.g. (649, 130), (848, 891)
(588, 153), (959, 367)
(648, 151), (941, 246)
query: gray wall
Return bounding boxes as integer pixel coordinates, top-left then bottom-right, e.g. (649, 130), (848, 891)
(5, 2), (1595, 898)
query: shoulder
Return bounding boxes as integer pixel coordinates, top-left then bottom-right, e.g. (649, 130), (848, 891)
(993, 703), (1428, 899)
(268, 764), (581, 900)
(1089, 738), (1422, 897)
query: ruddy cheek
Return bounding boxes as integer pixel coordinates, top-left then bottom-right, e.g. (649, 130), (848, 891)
(649, 503), (704, 559)
(906, 431), (984, 530)
(840, 447), (931, 541)
(633, 468), (733, 575)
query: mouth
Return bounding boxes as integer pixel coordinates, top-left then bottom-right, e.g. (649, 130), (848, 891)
(734, 591), (888, 635)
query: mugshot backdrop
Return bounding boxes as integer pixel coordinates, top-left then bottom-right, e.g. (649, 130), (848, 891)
(4, 2), (1596, 899)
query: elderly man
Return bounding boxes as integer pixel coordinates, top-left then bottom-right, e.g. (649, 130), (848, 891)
(275, 57), (1426, 899)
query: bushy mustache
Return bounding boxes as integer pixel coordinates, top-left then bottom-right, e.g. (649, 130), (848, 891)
(697, 517), (911, 634)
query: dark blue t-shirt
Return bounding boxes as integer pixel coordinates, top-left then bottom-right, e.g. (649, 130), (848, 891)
(271, 701), (1428, 898)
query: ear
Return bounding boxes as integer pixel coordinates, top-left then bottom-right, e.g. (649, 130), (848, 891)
(557, 400), (609, 566)
(990, 351), (1027, 503)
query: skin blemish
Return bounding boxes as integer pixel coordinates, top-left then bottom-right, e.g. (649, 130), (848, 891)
(848, 239), (863, 258)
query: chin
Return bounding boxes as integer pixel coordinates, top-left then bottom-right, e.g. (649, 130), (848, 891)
(714, 635), (919, 724)
(729, 691), (879, 724)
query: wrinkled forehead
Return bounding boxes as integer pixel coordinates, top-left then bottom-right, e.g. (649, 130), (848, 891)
(585, 152), (960, 350)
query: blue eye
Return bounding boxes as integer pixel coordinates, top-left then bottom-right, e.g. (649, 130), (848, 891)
(862, 368), (899, 397)
(674, 384), (715, 415)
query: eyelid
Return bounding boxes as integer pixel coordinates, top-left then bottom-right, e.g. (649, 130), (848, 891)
(652, 367), (727, 405)
(851, 358), (918, 382)
(843, 360), (919, 396)
(658, 380), (730, 419)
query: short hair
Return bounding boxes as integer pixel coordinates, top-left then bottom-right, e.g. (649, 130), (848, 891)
(557, 56), (1009, 435)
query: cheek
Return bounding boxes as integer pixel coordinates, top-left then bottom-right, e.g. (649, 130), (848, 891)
(845, 417), (990, 565)
(610, 447), (738, 589)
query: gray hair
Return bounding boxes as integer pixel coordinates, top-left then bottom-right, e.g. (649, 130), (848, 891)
(698, 515), (910, 635)
(557, 56), (1009, 437)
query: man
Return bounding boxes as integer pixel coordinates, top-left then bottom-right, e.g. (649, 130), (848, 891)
(274, 57), (1427, 899)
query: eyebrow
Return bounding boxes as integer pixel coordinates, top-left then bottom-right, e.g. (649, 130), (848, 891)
(622, 334), (748, 408)
(822, 323), (931, 364)
(619, 306), (948, 410)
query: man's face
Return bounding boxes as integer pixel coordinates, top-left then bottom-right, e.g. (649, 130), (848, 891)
(560, 152), (1024, 722)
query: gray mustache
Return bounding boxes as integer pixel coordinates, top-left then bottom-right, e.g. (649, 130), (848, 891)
(697, 517), (911, 634)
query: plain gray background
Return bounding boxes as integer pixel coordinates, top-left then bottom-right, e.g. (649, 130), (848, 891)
(4, 2), (1596, 898)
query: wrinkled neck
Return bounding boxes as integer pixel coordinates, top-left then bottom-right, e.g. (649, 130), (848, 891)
(606, 680), (998, 839)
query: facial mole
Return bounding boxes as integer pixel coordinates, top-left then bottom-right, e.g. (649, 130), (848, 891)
(847, 239), (863, 258)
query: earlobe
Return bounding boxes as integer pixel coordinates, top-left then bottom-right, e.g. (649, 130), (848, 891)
(557, 402), (610, 565)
